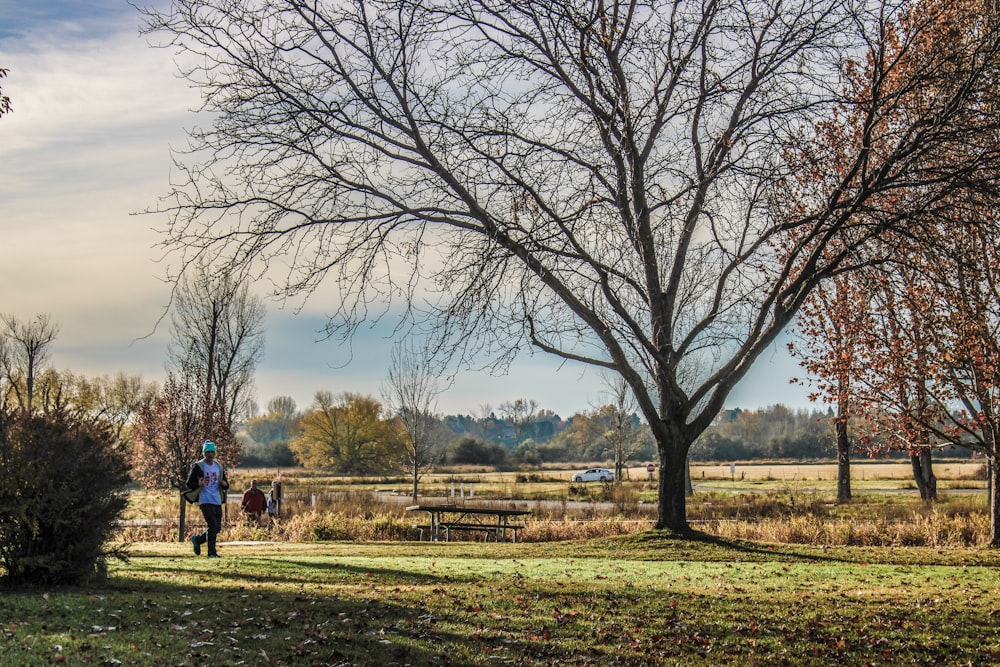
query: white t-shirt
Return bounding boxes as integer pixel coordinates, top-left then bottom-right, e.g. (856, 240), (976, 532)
(199, 460), (223, 505)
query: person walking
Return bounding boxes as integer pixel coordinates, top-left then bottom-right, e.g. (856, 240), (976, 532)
(240, 479), (267, 523)
(266, 486), (279, 521)
(186, 439), (229, 558)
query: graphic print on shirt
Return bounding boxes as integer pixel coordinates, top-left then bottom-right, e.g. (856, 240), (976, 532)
(199, 462), (223, 505)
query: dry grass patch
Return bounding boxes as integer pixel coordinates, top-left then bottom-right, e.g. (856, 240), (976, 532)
(120, 463), (994, 548)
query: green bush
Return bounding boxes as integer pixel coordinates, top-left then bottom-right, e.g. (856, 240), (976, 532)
(0, 410), (130, 587)
(447, 437), (508, 466)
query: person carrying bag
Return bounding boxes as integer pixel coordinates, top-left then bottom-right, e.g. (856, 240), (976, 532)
(185, 440), (229, 558)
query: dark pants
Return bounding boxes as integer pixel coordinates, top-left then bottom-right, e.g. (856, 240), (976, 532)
(195, 503), (223, 556)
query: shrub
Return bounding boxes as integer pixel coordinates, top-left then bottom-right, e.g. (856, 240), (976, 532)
(240, 438), (297, 468)
(447, 438), (508, 466)
(274, 509), (413, 541)
(0, 410), (130, 587)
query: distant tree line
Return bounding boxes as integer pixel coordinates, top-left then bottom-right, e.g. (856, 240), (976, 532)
(693, 406), (977, 463)
(242, 395), (985, 470)
(239, 392), (662, 471)
(692, 406), (835, 461)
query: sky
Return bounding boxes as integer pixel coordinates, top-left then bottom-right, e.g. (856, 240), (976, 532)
(0, 0), (816, 419)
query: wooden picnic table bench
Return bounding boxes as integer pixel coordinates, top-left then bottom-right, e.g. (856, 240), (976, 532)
(406, 504), (531, 542)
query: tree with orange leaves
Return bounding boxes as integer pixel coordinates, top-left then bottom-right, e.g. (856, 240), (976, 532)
(850, 257), (941, 500)
(789, 268), (873, 503)
(908, 221), (1000, 539)
(792, 0), (1000, 538)
(848, 0), (1000, 528)
(131, 374), (238, 542)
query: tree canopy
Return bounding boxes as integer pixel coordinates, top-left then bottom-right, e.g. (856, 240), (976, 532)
(787, 0), (1000, 542)
(143, 0), (1000, 530)
(291, 392), (400, 474)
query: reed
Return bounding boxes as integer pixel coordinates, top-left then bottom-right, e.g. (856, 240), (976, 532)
(700, 509), (987, 547)
(119, 486), (992, 547)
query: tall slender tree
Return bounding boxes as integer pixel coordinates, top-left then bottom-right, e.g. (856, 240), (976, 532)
(0, 314), (59, 413)
(852, 262), (940, 500)
(168, 264), (265, 428)
(498, 398), (539, 449)
(790, 273), (871, 502)
(383, 342), (446, 502)
(600, 374), (645, 486)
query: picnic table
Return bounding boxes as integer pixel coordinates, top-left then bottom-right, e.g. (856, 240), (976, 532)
(406, 504), (531, 542)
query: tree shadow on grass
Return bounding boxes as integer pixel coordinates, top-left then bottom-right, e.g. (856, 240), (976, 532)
(624, 527), (1000, 566)
(622, 528), (856, 564)
(130, 557), (463, 588)
(20, 573), (484, 666)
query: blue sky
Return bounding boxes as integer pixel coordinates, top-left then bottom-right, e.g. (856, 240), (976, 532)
(0, 0), (815, 418)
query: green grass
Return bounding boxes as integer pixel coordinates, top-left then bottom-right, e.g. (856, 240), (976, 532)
(4, 533), (1000, 666)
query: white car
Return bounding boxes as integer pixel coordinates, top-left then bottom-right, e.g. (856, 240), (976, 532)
(572, 468), (615, 483)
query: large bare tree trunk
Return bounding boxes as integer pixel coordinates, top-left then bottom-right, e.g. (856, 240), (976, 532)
(656, 429), (693, 531)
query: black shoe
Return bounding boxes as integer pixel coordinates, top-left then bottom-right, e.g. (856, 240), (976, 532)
(207, 553), (220, 559)
(190, 535), (201, 556)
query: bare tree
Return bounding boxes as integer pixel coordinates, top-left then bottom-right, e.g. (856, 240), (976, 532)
(498, 398), (539, 449)
(601, 374), (645, 486)
(168, 263), (265, 428)
(382, 341), (446, 503)
(62, 372), (160, 442)
(0, 66), (11, 119)
(99, 373), (161, 442)
(0, 313), (60, 413)
(142, 0), (1000, 530)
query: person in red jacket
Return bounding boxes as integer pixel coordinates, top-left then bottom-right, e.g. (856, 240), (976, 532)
(240, 479), (267, 524)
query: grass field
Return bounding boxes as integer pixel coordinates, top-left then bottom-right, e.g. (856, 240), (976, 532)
(4, 534), (1000, 666)
(7, 461), (997, 665)
(220, 461), (988, 501)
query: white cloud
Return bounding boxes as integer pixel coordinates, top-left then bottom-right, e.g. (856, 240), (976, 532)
(0, 4), (192, 378)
